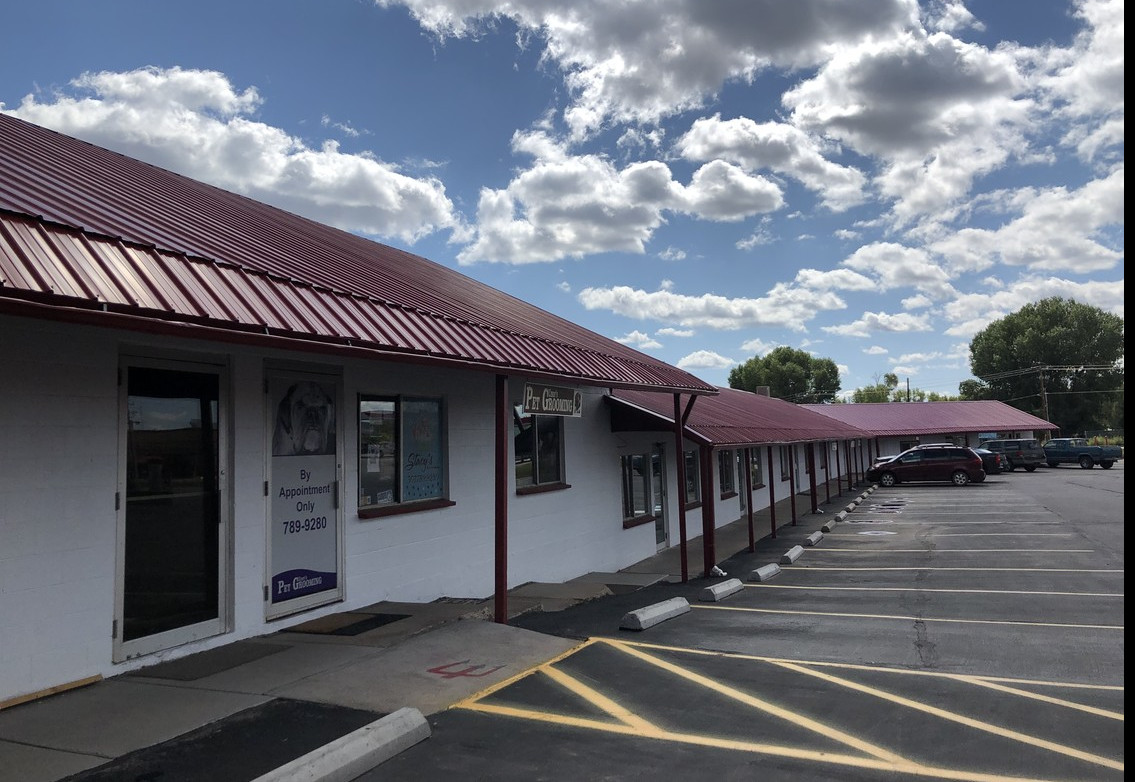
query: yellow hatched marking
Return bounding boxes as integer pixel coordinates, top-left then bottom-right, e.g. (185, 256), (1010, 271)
(694, 603), (1123, 630)
(616, 639), (1124, 691)
(772, 661), (1123, 772)
(601, 638), (906, 764)
(539, 664), (657, 733)
(461, 700), (1066, 782)
(952, 676), (1124, 721)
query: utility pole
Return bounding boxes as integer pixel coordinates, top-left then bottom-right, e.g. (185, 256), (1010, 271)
(1038, 368), (1050, 421)
(906, 378), (911, 402)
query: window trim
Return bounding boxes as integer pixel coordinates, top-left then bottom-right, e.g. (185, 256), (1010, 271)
(717, 448), (736, 498)
(514, 407), (566, 491)
(357, 393), (449, 515)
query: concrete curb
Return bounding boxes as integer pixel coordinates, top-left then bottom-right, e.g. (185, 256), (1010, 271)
(700, 578), (744, 602)
(804, 531), (824, 547)
(748, 563), (781, 582)
(780, 545), (804, 564)
(620, 597), (691, 630)
(252, 706), (430, 782)
(821, 520), (837, 533)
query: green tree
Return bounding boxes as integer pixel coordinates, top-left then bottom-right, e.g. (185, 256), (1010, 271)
(967, 298), (1124, 434)
(851, 373), (960, 402)
(728, 346), (841, 402)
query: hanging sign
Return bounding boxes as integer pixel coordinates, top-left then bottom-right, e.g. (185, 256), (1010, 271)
(522, 383), (583, 417)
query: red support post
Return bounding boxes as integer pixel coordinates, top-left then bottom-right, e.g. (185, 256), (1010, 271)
(494, 375), (509, 624)
(766, 445), (777, 538)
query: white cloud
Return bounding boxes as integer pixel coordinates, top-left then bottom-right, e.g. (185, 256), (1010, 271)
(822, 310), (933, 337)
(677, 350), (735, 370)
(738, 337), (779, 355)
(941, 275), (1125, 337)
(928, 169), (1124, 274)
(658, 327), (695, 337)
(615, 330), (663, 349)
(458, 131), (782, 264)
(842, 242), (957, 298)
(863, 345), (889, 355)
(381, 0), (919, 140)
(676, 114), (867, 211)
(3, 66), (465, 244)
(577, 281), (846, 331)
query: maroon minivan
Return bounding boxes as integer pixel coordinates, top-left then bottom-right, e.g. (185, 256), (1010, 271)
(866, 446), (986, 486)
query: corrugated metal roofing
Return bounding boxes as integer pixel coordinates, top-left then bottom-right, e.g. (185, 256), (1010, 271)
(0, 114), (717, 394)
(609, 387), (872, 446)
(800, 400), (1057, 436)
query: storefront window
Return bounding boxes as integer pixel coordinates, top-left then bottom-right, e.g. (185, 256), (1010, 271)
(749, 449), (764, 487)
(620, 454), (650, 519)
(358, 396), (445, 510)
(718, 449), (736, 496)
(683, 449), (700, 503)
(514, 407), (564, 488)
(780, 445), (792, 481)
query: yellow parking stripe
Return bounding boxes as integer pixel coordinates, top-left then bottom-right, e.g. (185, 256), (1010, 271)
(461, 699), (1057, 781)
(693, 604), (1123, 630)
(616, 639), (1124, 691)
(540, 664), (658, 733)
(604, 638), (907, 764)
(773, 661), (1122, 771)
(955, 676), (1124, 720)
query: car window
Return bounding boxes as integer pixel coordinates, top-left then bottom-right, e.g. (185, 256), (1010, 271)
(898, 452), (922, 464)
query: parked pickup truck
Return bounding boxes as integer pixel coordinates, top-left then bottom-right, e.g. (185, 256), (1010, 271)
(1043, 437), (1122, 469)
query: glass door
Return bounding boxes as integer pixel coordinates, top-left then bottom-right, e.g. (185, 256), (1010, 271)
(117, 361), (225, 660)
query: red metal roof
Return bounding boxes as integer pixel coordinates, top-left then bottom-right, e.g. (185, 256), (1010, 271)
(609, 387), (871, 446)
(0, 114), (716, 394)
(800, 401), (1057, 436)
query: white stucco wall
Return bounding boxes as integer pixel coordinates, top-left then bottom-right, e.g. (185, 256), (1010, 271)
(0, 316), (688, 702)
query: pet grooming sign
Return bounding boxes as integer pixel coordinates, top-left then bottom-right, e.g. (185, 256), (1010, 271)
(267, 375), (342, 616)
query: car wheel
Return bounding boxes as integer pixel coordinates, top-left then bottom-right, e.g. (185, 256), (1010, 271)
(1078, 455), (1094, 469)
(951, 470), (970, 486)
(1024, 465), (1037, 472)
(1100, 461), (1114, 469)
(879, 472), (896, 487)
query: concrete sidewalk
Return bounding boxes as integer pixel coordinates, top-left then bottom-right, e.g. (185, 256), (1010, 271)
(0, 485), (853, 782)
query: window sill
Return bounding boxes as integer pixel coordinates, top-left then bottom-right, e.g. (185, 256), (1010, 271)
(358, 498), (456, 519)
(516, 482), (572, 496)
(684, 500), (702, 511)
(720, 491), (738, 500)
(622, 514), (656, 530)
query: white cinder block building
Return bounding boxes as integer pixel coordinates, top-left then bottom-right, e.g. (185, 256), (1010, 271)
(0, 115), (871, 706)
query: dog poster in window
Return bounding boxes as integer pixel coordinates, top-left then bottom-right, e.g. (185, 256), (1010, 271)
(268, 377), (340, 610)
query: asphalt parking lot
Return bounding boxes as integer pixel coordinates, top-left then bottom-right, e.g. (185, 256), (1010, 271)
(376, 470), (1124, 781)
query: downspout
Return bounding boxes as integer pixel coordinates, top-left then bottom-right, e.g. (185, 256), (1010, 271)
(673, 393), (689, 583)
(766, 444), (777, 538)
(494, 374), (509, 624)
(700, 444), (716, 576)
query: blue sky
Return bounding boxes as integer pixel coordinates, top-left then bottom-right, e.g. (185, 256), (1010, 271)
(0, 0), (1123, 399)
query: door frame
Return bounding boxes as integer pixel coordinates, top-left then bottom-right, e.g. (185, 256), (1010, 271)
(114, 353), (231, 663)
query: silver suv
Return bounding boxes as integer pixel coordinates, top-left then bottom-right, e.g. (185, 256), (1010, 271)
(981, 439), (1045, 472)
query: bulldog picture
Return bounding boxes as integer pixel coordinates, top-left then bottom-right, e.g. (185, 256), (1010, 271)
(272, 381), (336, 456)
